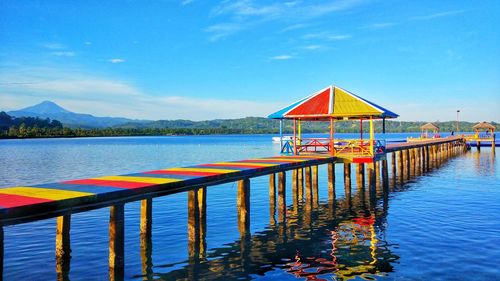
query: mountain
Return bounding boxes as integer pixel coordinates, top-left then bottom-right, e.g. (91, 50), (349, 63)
(8, 101), (149, 128)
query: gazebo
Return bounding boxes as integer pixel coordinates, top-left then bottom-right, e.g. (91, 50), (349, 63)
(268, 85), (398, 161)
(472, 122), (495, 138)
(420, 122), (440, 138)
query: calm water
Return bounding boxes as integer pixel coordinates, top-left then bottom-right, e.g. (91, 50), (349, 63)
(1, 134), (499, 281)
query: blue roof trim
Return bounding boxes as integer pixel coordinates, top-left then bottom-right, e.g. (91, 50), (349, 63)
(267, 96), (310, 119)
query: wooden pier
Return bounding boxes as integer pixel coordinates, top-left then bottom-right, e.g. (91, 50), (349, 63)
(0, 136), (468, 280)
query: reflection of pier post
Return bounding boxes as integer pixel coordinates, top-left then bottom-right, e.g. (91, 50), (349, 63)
(56, 215), (71, 281)
(140, 231), (153, 280)
(312, 165), (319, 208)
(291, 170), (298, 213)
(375, 161), (380, 185)
(328, 163), (336, 208)
(109, 204), (124, 281)
(269, 173), (277, 226)
(277, 172), (286, 223)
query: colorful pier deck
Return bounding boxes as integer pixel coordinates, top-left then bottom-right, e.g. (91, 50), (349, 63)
(0, 154), (333, 226)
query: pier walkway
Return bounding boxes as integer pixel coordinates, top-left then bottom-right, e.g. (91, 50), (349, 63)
(0, 137), (468, 280)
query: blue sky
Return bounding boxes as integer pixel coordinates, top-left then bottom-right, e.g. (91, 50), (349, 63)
(1, 0), (499, 121)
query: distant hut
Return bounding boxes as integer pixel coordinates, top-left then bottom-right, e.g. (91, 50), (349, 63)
(420, 122), (440, 138)
(472, 122), (495, 138)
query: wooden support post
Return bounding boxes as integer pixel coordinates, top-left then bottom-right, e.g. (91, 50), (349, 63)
(391, 152), (396, 178)
(197, 187), (207, 258)
(312, 165), (319, 208)
(56, 215), (71, 280)
(298, 168), (304, 201)
(277, 171), (286, 223)
(382, 159), (389, 190)
(367, 163), (375, 188)
(477, 141), (480, 152)
(375, 161), (380, 183)
(328, 163), (336, 204)
(344, 163), (351, 195)
(269, 173), (276, 209)
(140, 199), (152, 239)
(188, 189), (200, 258)
(237, 179), (250, 236)
(493, 134), (496, 154)
(410, 148), (415, 176)
(109, 204), (125, 281)
(269, 173), (276, 225)
(405, 149), (411, 179)
(398, 150), (404, 179)
(356, 163), (365, 189)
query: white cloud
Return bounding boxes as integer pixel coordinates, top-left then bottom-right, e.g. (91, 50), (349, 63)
(42, 43), (65, 50)
(84, 41), (92, 46)
(270, 55), (293, 60)
(205, 23), (244, 42)
(301, 45), (322, 50)
(303, 33), (351, 41)
(181, 0), (194, 5)
(207, 0), (368, 41)
(51, 51), (75, 57)
(410, 10), (466, 21)
(109, 58), (126, 63)
(363, 22), (399, 30)
(0, 67), (281, 120)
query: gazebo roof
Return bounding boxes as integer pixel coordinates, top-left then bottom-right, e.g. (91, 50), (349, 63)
(420, 122), (439, 131)
(268, 85), (398, 120)
(472, 121), (496, 130)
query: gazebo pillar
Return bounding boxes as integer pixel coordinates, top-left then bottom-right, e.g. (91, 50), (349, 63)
(298, 119), (302, 147)
(369, 116), (374, 156)
(279, 119), (283, 150)
(293, 119), (297, 155)
(330, 117), (334, 156)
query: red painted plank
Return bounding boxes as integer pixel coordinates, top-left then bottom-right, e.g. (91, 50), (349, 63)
(0, 194), (53, 208)
(143, 170), (222, 177)
(200, 163), (269, 169)
(63, 179), (154, 189)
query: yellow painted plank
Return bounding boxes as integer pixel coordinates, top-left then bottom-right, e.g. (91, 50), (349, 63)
(94, 176), (181, 184)
(216, 162), (278, 167)
(164, 167), (239, 174)
(0, 187), (93, 200)
(267, 158), (307, 162)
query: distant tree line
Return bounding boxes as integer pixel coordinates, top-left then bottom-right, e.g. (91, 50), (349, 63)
(1, 111), (498, 139)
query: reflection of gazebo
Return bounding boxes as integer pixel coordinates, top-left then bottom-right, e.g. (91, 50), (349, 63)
(472, 122), (495, 138)
(268, 85), (398, 162)
(420, 122), (440, 138)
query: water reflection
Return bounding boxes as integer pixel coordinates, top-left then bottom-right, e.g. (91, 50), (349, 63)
(149, 181), (400, 281)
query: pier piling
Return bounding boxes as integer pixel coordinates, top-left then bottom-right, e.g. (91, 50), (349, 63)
(109, 204), (125, 281)
(56, 215), (71, 279)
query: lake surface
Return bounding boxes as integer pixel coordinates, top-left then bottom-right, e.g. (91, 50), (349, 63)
(1, 134), (499, 280)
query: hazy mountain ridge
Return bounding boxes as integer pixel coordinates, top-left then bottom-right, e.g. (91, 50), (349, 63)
(8, 101), (149, 128)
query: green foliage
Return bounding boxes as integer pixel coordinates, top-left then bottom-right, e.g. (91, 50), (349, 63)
(1, 111), (498, 139)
